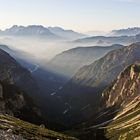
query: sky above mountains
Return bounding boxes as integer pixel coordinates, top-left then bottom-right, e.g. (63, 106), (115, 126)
(0, 0), (140, 32)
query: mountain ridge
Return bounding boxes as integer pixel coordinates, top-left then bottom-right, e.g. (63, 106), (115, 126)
(57, 42), (140, 125)
(111, 27), (140, 36)
(47, 44), (123, 78)
(76, 64), (140, 140)
(0, 25), (86, 40)
(74, 34), (140, 46)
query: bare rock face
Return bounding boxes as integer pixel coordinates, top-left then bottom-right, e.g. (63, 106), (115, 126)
(101, 64), (140, 109)
(97, 64), (140, 140)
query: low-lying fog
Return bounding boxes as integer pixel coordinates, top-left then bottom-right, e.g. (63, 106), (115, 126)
(0, 36), (82, 66)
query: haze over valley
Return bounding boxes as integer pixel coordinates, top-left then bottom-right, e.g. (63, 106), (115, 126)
(1, 0), (140, 139)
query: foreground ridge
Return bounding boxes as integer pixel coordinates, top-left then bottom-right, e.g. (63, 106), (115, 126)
(0, 114), (79, 140)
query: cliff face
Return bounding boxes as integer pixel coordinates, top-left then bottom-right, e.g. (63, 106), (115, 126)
(101, 64), (140, 109)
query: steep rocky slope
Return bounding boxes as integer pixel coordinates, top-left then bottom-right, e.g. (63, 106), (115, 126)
(70, 42), (140, 88)
(101, 64), (140, 109)
(0, 48), (46, 125)
(58, 42), (140, 124)
(0, 48), (42, 105)
(105, 99), (140, 140)
(73, 64), (140, 140)
(100, 64), (140, 140)
(0, 81), (43, 125)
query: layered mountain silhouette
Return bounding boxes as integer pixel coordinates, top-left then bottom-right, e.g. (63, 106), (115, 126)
(30, 44), (122, 97)
(0, 25), (85, 40)
(1, 25), (140, 140)
(48, 26), (86, 39)
(1, 25), (59, 39)
(47, 44), (123, 78)
(111, 27), (140, 36)
(30, 44), (124, 122)
(74, 34), (140, 46)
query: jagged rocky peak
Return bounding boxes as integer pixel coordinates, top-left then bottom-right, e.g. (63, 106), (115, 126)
(101, 63), (140, 110)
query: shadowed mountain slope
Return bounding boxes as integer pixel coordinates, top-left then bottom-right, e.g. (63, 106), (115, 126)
(58, 42), (140, 124)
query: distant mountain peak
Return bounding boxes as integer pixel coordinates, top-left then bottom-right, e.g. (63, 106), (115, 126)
(2, 25), (59, 39)
(111, 27), (140, 36)
(48, 26), (87, 39)
(0, 25), (86, 40)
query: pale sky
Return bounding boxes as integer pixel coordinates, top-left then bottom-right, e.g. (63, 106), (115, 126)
(0, 0), (140, 32)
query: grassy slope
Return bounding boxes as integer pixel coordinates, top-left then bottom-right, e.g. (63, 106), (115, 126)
(105, 101), (140, 140)
(0, 114), (79, 140)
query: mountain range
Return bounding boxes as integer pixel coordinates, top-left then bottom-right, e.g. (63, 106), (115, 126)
(0, 25), (86, 40)
(74, 34), (140, 46)
(48, 26), (86, 39)
(1, 26), (140, 140)
(1, 42), (140, 139)
(111, 27), (140, 36)
(57, 42), (140, 125)
(47, 44), (123, 78)
(74, 64), (140, 140)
